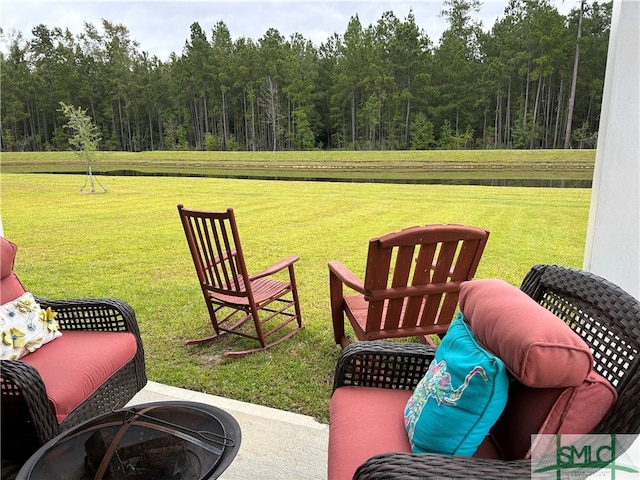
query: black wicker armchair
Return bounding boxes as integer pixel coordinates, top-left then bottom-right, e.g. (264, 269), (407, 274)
(331, 265), (640, 479)
(0, 237), (147, 463)
(1, 297), (147, 462)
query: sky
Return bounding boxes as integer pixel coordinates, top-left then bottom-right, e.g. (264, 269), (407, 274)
(0, 0), (575, 62)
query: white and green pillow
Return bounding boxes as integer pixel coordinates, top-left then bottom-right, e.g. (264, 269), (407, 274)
(0, 291), (62, 360)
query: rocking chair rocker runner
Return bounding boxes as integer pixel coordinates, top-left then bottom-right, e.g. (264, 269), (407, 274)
(329, 224), (490, 348)
(177, 205), (304, 357)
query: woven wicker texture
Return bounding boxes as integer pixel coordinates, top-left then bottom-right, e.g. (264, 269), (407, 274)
(1, 297), (147, 463)
(331, 264), (640, 479)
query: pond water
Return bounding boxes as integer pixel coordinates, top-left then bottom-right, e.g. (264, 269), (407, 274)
(42, 170), (593, 188)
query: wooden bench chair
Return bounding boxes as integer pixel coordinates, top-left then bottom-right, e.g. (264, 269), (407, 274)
(329, 224), (489, 348)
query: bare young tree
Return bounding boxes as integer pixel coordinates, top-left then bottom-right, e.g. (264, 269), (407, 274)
(259, 76), (281, 151)
(59, 102), (106, 193)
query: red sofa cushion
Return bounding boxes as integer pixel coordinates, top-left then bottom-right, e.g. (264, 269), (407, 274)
(20, 330), (138, 423)
(541, 370), (617, 435)
(460, 279), (593, 387)
(489, 369), (617, 460)
(460, 278), (617, 460)
(0, 237), (26, 304)
(329, 387), (412, 480)
(329, 386), (501, 480)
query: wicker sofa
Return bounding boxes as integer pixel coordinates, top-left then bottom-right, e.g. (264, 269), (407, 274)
(329, 264), (640, 479)
(0, 237), (147, 462)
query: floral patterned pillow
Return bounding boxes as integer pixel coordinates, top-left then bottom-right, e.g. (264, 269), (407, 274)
(0, 292), (62, 360)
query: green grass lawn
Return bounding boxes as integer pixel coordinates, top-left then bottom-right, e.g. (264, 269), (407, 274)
(1, 149), (595, 181)
(0, 172), (591, 423)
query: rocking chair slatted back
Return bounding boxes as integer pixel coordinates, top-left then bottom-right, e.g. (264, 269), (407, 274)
(183, 208), (247, 297)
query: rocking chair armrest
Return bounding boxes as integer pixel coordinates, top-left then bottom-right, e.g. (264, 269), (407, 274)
(328, 261), (365, 293)
(354, 452), (531, 479)
(249, 255), (300, 280)
(333, 341), (436, 392)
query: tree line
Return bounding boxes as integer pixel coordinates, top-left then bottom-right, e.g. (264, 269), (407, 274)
(0, 0), (611, 153)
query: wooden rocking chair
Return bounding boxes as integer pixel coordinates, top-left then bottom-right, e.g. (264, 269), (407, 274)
(177, 205), (304, 357)
(329, 224), (489, 348)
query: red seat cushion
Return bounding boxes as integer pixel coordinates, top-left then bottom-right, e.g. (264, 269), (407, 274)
(20, 330), (138, 423)
(329, 386), (412, 480)
(329, 386), (501, 480)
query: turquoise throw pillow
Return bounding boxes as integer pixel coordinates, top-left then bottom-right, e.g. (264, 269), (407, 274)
(404, 314), (509, 455)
